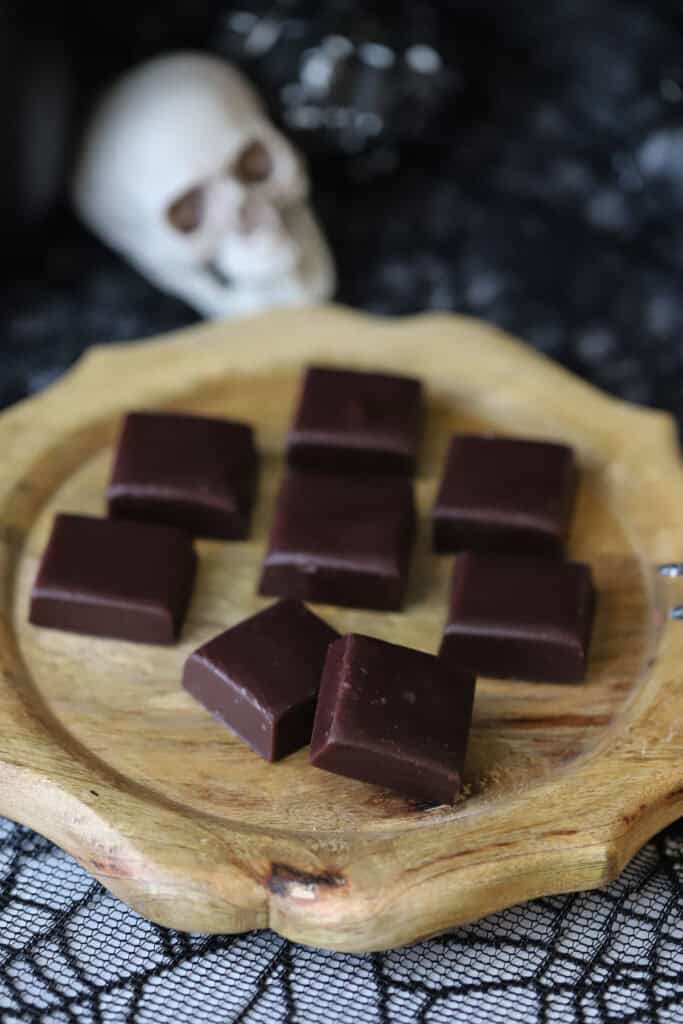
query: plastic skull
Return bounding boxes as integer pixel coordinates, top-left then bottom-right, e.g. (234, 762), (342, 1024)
(73, 52), (335, 318)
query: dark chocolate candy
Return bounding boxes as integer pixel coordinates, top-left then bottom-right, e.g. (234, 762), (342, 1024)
(29, 513), (196, 644)
(107, 411), (258, 540)
(259, 469), (415, 611)
(432, 435), (576, 556)
(182, 600), (338, 761)
(310, 634), (476, 805)
(439, 552), (595, 682)
(286, 365), (422, 474)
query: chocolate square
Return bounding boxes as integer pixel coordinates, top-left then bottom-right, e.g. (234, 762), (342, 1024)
(29, 513), (196, 644)
(107, 411), (258, 539)
(439, 552), (596, 682)
(286, 366), (422, 474)
(432, 435), (576, 556)
(259, 469), (415, 611)
(182, 600), (338, 761)
(310, 634), (476, 804)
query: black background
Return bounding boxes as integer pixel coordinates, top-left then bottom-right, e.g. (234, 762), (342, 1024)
(2, 0), (683, 430)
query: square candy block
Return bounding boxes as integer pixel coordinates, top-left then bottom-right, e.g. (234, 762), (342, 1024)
(286, 366), (423, 474)
(432, 435), (577, 556)
(182, 600), (338, 761)
(107, 411), (258, 539)
(259, 469), (416, 611)
(439, 552), (596, 682)
(310, 634), (476, 805)
(29, 513), (196, 644)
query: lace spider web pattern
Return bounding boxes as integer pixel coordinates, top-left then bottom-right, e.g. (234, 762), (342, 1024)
(0, 816), (681, 1023)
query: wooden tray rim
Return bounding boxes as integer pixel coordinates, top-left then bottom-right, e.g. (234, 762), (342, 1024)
(0, 306), (682, 951)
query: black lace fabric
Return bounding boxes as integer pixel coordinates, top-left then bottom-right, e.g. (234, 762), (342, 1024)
(1, 817), (682, 1022)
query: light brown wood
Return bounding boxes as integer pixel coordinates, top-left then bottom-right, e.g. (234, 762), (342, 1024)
(0, 306), (682, 952)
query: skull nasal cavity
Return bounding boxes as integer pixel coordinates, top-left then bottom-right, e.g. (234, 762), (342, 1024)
(233, 141), (272, 184)
(167, 187), (204, 233)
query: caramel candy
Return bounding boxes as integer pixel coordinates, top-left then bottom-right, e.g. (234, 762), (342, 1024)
(108, 411), (258, 539)
(259, 469), (415, 611)
(287, 366), (422, 474)
(30, 513), (196, 644)
(310, 634), (476, 804)
(433, 435), (576, 556)
(439, 552), (596, 682)
(183, 600), (338, 761)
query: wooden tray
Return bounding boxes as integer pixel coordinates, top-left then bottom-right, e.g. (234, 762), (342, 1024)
(1, 307), (682, 953)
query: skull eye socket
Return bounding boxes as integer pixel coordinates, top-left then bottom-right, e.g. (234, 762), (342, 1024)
(167, 186), (204, 233)
(232, 140), (272, 184)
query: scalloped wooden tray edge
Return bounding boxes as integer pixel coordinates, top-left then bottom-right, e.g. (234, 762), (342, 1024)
(0, 306), (682, 952)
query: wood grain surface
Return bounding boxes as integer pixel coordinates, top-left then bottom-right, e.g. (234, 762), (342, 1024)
(0, 306), (682, 952)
